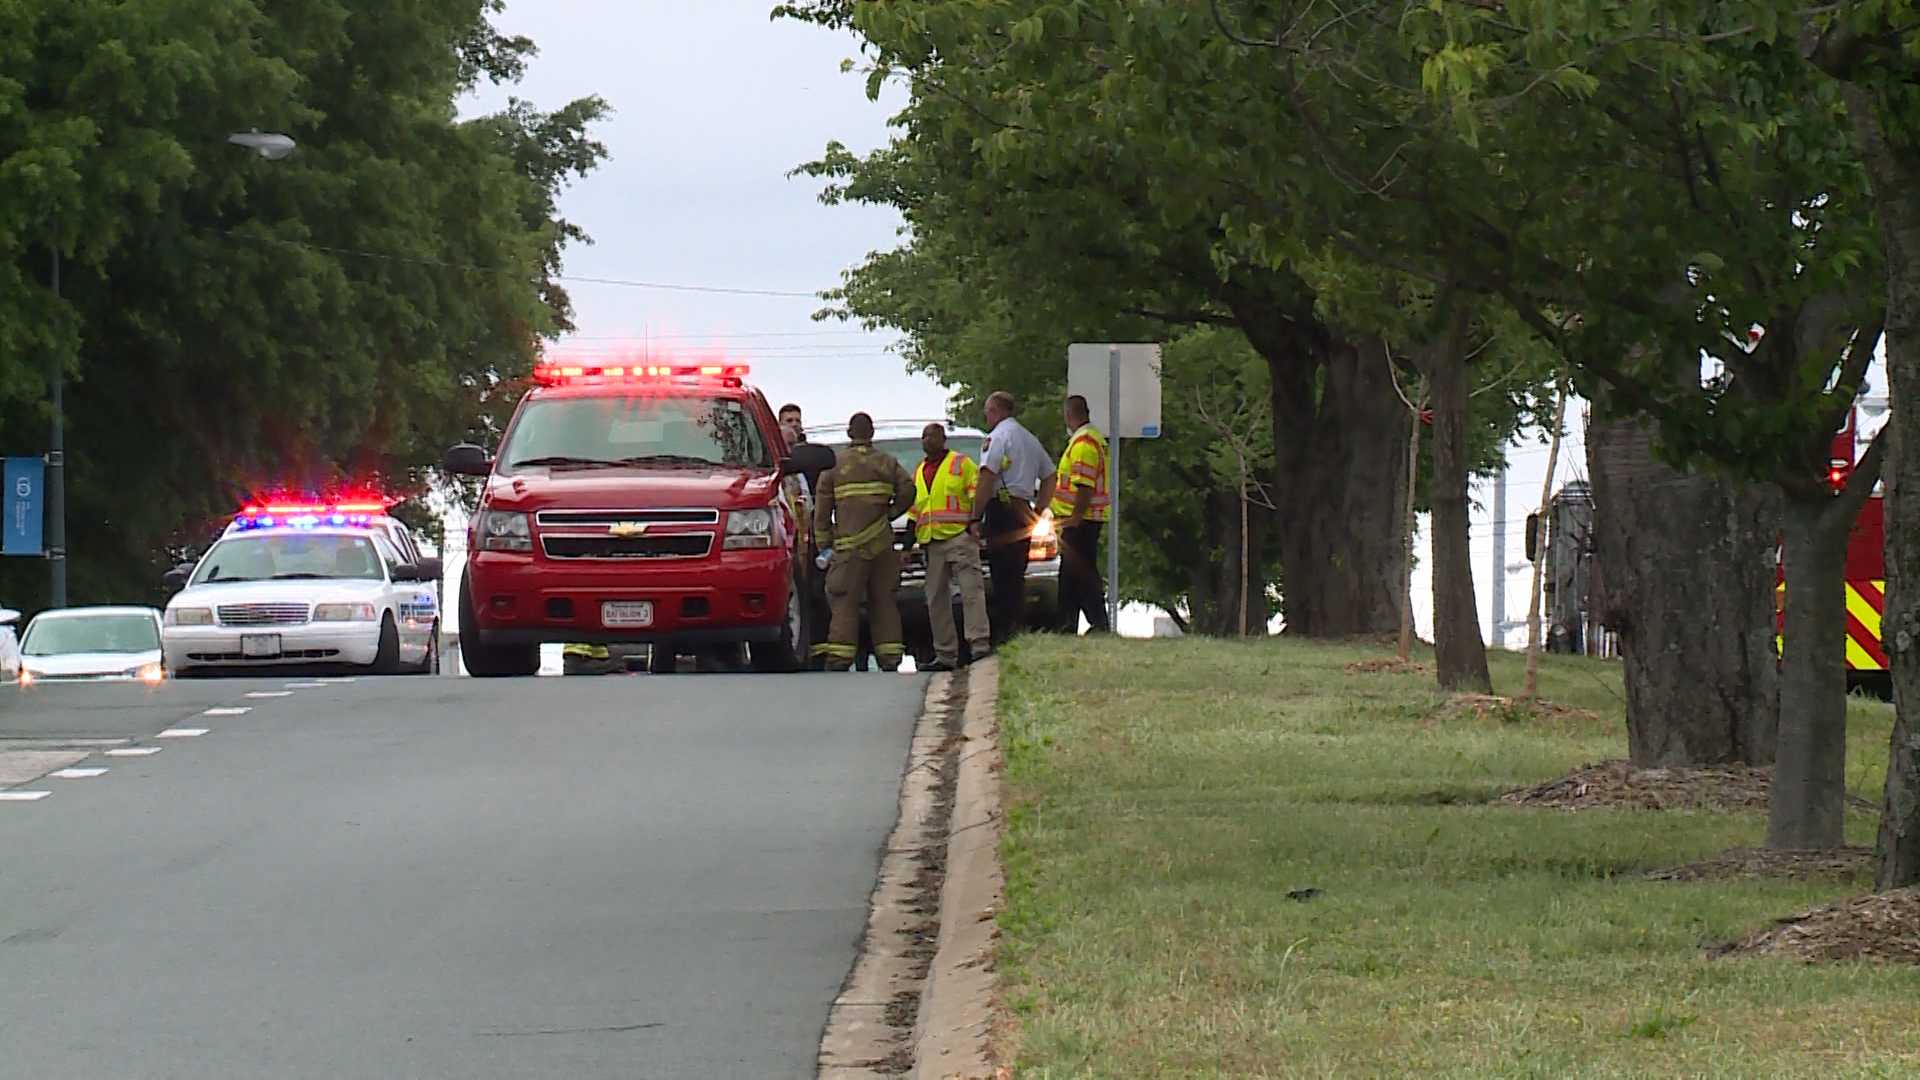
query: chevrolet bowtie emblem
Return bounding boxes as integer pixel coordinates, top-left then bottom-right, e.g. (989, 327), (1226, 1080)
(608, 522), (650, 538)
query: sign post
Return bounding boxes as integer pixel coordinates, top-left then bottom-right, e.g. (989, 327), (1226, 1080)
(1068, 343), (1162, 632)
(4, 457), (47, 557)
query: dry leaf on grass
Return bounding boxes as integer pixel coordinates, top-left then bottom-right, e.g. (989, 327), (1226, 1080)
(1501, 759), (1878, 813)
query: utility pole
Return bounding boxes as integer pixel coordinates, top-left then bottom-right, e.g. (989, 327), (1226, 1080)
(1490, 463), (1505, 648)
(47, 243), (66, 608)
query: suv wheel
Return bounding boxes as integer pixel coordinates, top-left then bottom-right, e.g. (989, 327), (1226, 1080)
(458, 586), (540, 677)
(751, 575), (807, 673)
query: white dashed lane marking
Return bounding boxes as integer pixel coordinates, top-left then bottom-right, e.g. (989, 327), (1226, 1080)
(49, 768), (108, 779)
(0, 791), (52, 802)
(202, 708), (251, 717)
(105, 748), (162, 757)
(157, 729), (209, 739)
(285, 682), (327, 689)
(245, 691), (292, 699)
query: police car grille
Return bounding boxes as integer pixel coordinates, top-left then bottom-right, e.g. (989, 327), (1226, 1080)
(217, 603), (311, 627)
(542, 534), (713, 560)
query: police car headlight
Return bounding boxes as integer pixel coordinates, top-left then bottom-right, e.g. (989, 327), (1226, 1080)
(166, 607), (213, 626)
(313, 603), (377, 622)
(478, 509), (532, 552)
(724, 508), (774, 550)
(128, 662), (165, 684)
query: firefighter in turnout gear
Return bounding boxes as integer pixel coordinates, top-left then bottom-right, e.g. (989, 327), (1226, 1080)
(812, 412), (917, 671)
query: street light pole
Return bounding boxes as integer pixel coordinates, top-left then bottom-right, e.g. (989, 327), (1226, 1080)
(47, 243), (65, 607)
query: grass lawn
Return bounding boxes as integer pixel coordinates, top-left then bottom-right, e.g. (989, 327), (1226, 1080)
(994, 635), (1918, 1078)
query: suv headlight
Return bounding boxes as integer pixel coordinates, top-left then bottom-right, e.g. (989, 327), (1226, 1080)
(478, 509), (532, 552)
(313, 603), (377, 622)
(724, 508), (774, 550)
(165, 607), (213, 626)
(1028, 512), (1059, 562)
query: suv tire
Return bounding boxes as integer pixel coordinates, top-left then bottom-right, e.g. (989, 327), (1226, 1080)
(458, 586), (540, 677)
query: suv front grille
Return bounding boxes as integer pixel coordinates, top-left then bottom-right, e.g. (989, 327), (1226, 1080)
(535, 508), (720, 527)
(217, 603), (310, 627)
(542, 534), (713, 560)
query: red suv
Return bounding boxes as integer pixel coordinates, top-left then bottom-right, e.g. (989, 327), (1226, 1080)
(443, 361), (811, 677)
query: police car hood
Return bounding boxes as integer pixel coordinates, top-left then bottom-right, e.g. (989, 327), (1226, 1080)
(169, 578), (389, 612)
(485, 466), (781, 512)
(24, 648), (163, 678)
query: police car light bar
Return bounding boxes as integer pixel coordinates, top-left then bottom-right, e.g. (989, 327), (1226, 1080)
(232, 495), (399, 531)
(532, 361), (750, 386)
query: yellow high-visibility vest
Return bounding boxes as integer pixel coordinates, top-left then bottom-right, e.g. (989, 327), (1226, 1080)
(1048, 424), (1110, 522)
(913, 450), (978, 544)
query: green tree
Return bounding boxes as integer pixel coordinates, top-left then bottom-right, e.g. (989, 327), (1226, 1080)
(0, 0), (606, 606)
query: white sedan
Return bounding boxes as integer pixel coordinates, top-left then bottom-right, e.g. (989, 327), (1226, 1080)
(16, 606), (165, 685)
(162, 526), (441, 675)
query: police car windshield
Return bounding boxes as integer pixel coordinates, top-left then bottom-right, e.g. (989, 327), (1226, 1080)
(501, 396), (770, 471)
(22, 613), (159, 656)
(873, 436), (984, 474)
(192, 534), (385, 585)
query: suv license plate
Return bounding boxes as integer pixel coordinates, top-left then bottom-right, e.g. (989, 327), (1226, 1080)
(241, 634), (282, 658)
(601, 601), (654, 628)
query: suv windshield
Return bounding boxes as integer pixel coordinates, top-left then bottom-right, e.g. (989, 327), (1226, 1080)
(501, 395), (770, 470)
(22, 613), (160, 656)
(191, 534), (385, 585)
(873, 436), (984, 474)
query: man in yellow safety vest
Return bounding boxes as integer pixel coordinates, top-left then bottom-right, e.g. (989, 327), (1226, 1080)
(812, 412), (917, 671)
(912, 422), (992, 671)
(1040, 394), (1111, 634)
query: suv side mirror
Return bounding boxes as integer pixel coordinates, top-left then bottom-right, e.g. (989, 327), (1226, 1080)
(162, 564), (193, 592)
(778, 456), (800, 477)
(0, 608), (18, 627)
(443, 443), (493, 477)
(403, 557), (443, 582)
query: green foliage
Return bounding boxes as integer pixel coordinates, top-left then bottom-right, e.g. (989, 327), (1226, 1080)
(0, 0), (606, 608)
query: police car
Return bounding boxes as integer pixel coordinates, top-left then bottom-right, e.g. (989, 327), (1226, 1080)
(160, 500), (442, 675)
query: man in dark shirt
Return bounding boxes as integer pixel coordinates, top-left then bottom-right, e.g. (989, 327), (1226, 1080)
(779, 403), (846, 668)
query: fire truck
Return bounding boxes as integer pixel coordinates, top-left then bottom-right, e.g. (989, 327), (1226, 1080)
(1777, 402), (1890, 692)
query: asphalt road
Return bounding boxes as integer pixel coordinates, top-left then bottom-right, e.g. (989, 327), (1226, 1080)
(0, 669), (925, 1079)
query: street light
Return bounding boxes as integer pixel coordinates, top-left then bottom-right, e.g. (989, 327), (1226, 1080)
(43, 128), (297, 607)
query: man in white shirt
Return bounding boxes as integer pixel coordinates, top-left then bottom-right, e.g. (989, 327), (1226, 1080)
(971, 390), (1052, 642)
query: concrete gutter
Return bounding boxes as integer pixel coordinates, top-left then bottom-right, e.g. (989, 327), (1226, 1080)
(818, 659), (1006, 1079)
(910, 658), (1004, 1079)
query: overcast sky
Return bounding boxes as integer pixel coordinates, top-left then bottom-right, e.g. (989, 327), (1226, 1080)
(462, 1), (949, 430)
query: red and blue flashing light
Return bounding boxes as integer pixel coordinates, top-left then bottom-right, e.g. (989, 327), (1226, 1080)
(232, 496), (398, 531)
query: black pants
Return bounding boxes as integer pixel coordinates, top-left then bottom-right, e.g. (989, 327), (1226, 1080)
(983, 497), (1036, 643)
(1058, 520), (1110, 634)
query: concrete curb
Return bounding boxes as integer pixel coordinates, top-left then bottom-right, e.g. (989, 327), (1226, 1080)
(819, 671), (961, 1077)
(911, 657), (1004, 1079)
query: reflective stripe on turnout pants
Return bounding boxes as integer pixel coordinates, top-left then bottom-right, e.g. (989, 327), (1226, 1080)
(824, 548), (904, 671)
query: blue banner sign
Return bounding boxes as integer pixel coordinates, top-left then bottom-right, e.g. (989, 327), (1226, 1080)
(3, 457), (45, 556)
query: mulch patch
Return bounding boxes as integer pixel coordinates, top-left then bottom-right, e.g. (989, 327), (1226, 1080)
(1712, 887), (1920, 964)
(1646, 846), (1875, 883)
(1500, 759), (1879, 814)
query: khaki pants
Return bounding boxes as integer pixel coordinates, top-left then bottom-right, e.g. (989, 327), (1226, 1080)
(924, 534), (990, 664)
(825, 550), (904, 671)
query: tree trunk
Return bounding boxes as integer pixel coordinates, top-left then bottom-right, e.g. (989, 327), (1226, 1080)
(1586, 417), (1781, 765)
(1768, 497), (1859, 849)
(1264, 336), (1410, 637)
(1421, 315), (1492, 692)
(1398, 382), (1425, 662)
(1842, 87), (1920, 885)
(1521, 384), (1567, 699)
